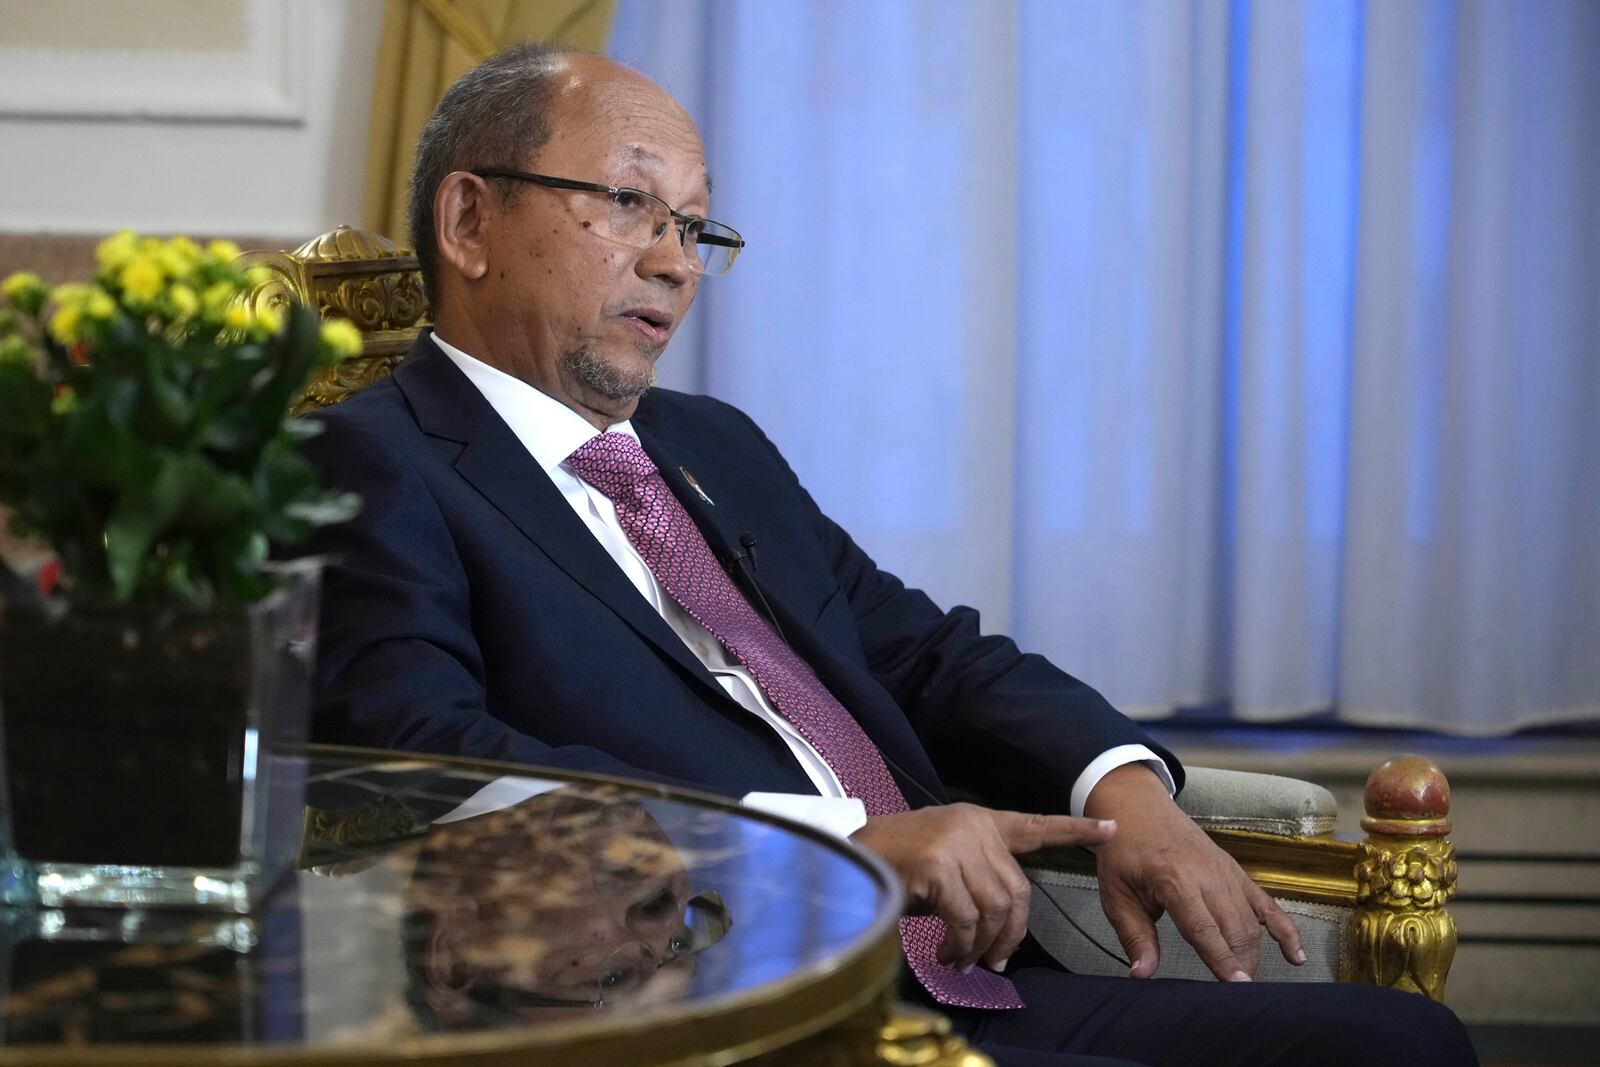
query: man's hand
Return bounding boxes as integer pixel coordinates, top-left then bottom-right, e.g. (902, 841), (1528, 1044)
(1086, 764), (1306, 981)
(850, 803), (1117, 973)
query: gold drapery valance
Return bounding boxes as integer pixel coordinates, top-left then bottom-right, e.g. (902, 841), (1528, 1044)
(362, 0), (617, 242)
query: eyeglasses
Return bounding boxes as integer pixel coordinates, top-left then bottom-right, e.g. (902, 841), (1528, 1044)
(472, 167), (744, 277)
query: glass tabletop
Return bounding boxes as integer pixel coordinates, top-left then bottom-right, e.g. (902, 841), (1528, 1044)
(0, 749), (899, 1059)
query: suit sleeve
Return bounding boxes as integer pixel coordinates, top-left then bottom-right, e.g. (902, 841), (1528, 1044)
(295, 411), (689, 786)
(726, 404), (1185, 814)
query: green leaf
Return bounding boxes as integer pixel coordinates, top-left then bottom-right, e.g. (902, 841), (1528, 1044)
(176, 467), (255, 532)
(104, 453), (198, 600)
(0, 362), (51, 442)
(189, 345), (266, 430)
(58, 408), (148, 488)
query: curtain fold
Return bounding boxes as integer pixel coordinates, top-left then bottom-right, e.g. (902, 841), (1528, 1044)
(604, 0), (1599, 734)
(362, 0), (617, 243)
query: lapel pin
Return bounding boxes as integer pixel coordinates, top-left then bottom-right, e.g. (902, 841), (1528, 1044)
(679, 467), (715, 506)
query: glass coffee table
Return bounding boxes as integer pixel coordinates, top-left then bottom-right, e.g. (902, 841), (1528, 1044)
(0, 746), (989, 1066)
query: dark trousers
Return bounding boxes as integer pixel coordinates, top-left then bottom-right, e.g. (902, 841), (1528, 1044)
(907, 939), (1478, 1067)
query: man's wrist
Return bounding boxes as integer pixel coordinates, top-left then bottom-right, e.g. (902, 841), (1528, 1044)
(1082, 762), (1172, 820)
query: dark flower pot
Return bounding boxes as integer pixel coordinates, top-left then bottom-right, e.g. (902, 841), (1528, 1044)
(0, 563), (318, 911)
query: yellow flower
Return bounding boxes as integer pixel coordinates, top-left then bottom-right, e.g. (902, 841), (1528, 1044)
(119, 256), (165, 303)
(223, 303), (252, 331)
(1, 272), (41, 299)
(0, 334), (33, 366)
(84, 288), (117, 321)
(95, 230), (139, 271)
(202, 280), (237, 316)
(319, 319), (363, 361)
(169, 284), (200, 319)
(48, 303), (83, 345)
(207, 238), (241, 263)
(156, 242), (197, 282)
(2, 271), (49, 315)
(254, 305), (283, 335)
(167, 235), (202, 263)
(50, 386), (77, 416)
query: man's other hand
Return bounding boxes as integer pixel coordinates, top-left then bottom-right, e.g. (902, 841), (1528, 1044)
(850, 804), (1117, 973)
(1085, 763), (1306, 982)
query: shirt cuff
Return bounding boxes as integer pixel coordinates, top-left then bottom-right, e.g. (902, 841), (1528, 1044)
(1069, 744), (1177, 817)
(742, 792), (869, 839)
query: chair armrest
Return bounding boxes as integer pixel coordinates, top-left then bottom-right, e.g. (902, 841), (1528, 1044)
(1176, 766), (1337, 837)
(1026, 756), (1457, 1001)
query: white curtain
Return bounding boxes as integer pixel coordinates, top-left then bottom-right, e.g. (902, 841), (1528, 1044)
(608, 0), (1600, 734)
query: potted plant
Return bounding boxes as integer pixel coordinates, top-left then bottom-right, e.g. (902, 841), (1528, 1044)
(0, 233), (361, 911)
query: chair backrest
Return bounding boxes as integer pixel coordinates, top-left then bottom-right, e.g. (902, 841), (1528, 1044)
(239, 226), (431, 413)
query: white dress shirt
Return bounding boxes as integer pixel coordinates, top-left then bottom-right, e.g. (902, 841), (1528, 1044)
(434, 336), (1173, 837)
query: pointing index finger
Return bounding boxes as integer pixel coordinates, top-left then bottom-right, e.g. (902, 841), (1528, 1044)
(992, 811), (1117, 855)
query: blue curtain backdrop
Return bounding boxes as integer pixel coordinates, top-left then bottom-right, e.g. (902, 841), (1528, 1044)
(608, 0), (1600, 734)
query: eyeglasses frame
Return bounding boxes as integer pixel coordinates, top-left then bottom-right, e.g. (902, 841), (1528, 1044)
(470, 167), (744, 275)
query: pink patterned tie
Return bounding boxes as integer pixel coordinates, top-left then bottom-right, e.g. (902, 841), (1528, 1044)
(567, 432), (1022, 1010)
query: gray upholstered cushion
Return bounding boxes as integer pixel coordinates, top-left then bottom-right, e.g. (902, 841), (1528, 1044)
(1175, 766), (1338, 837)
(1023, 867), (1351, 983)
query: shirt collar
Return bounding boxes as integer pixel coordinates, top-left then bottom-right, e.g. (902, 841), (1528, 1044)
(431, 333), (638, 474)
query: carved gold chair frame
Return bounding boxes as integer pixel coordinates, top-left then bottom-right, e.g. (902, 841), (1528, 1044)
(239, 226), (429, 416)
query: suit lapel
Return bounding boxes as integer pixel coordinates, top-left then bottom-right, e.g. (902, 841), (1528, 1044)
(634, 420), (743, 562)
(632, 403), (773, 619)
(393, 337), (731, 701)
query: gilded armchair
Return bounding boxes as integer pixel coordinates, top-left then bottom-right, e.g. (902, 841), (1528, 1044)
(248, 226), (1460, 1011)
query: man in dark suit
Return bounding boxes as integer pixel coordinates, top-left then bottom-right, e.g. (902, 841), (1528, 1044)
(302, 43), (1475, 1066)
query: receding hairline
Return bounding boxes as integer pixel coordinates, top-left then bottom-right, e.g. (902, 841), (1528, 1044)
(539, 60), (714, 196)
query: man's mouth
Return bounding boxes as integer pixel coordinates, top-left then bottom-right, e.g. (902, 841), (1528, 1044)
(619, 307), (674, 345)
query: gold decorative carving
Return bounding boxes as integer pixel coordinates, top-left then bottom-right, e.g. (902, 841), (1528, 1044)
(876, 1005), (995, 1067)
(292, 352), (409, 417)
(317, 272), (428, 333)
(1342, 756), (1458, 1000)
(1354, 839), (1457, 910)
(298, 793), (426, 869)
(1346, 884), (1458, 999)
(291, 226), (408, 263)
(239, 225), (432, 410)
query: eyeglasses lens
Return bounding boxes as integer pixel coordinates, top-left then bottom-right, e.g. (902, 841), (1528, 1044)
(604, 190), (739, 276)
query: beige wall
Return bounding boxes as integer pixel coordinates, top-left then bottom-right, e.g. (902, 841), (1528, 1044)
(0, 1), (383, 241)
(0, 0), (247, 51)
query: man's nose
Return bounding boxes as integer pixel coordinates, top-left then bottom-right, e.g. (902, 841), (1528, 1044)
(635, 227), (694, 287)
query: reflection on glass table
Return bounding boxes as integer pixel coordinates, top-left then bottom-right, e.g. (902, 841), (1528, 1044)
(0, 749), (902, 1064)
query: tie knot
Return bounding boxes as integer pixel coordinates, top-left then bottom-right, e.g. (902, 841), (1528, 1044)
(567, 432), (658, 495)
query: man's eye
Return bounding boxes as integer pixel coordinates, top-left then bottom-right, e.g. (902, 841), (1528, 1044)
(613, 190), (645, 210)
(682, 219), (708, 242)
(599, 961), (639, 991)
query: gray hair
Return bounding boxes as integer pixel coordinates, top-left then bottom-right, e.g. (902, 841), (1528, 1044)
(407, 41), (580, 308)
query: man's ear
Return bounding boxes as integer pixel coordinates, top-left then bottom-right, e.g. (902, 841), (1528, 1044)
(434, 171), (494, 283)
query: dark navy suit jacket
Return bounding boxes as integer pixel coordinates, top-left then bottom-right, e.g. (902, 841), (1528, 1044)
(300, 333), (1181, 811)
